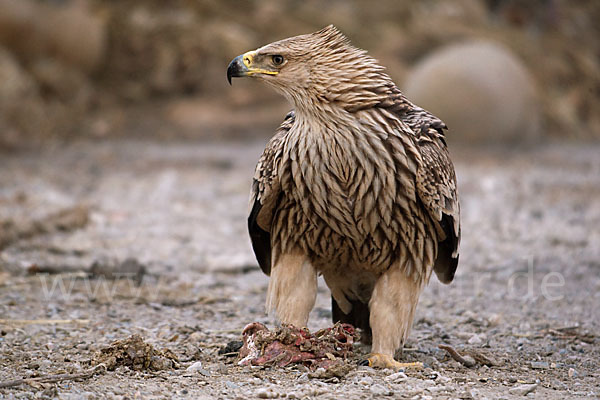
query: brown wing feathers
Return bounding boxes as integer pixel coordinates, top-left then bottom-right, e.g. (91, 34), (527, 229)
(248, 184), (273, 275)
(248, 111), (295, 276)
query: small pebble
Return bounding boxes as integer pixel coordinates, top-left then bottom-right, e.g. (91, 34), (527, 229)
(468, 334), (485, 345)
(385, 371), (408, 382)
(225, 381), (239, 389)
(198, 368), (211, 377)
(461, 310), (479, 321)
(487, 313), (503, 327)
(298, 372), (309, 382)
(186, 361), (203, 372)
(509, 383), (537, 396)
(256, 387), (278, 398)
(530, 361), (549, 369)
(370, 383), (393, 396)
(358, 376), (373, 386)
(217, 364), (228, 374)
(568, 367), (577, 378)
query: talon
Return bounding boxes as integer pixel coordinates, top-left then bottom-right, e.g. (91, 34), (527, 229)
(366, 353), (423, 371)
(359, 359), (370, 366)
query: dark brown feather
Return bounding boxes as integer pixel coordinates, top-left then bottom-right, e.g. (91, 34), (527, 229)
(248, 185), (273, 275)
(248, 112), (295, 275)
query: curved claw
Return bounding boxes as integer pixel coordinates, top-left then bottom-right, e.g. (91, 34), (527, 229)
(365, 353), (423, 371)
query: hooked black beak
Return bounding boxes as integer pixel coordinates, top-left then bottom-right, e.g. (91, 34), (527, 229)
(227, 55), (247, 85)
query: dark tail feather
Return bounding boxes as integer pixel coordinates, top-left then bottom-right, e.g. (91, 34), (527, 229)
(433, 213), (459, 284)
(332, 296), (372, 344)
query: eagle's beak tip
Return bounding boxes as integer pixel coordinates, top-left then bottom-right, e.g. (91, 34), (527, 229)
(227, 55), (246, 85)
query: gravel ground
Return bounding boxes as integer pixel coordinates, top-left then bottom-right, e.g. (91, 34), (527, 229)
(0, 138), (599, 399)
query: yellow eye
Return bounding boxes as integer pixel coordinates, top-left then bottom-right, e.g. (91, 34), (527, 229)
(272, 55), (284, 66)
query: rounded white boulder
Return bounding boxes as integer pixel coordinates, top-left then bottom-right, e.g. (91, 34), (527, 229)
(403, 40), (540, 144)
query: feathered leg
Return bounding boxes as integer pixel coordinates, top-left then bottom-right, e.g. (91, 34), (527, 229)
(367, 265), (425, 370)
(266, 251), (317, 327)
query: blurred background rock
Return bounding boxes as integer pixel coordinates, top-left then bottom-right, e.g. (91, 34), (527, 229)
(0, 0), (598, 148)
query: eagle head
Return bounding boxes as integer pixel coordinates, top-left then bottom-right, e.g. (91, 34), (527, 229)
(227, 25), (391, 112)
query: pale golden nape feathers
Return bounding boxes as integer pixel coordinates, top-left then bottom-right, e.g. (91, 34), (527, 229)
(229, 25), (460, 370)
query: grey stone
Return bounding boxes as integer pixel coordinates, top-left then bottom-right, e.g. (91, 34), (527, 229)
(530, 361), (549, 369)
(509, 384), (537, 396)
(225, 381), (239, 389)
(385, 371), (408, 382)
(468, 333), (485, 345)
(370, 383), (393, 396)
(185, 361), (203, 372)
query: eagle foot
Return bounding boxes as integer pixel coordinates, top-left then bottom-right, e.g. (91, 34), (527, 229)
(362, 353), (423, 371)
